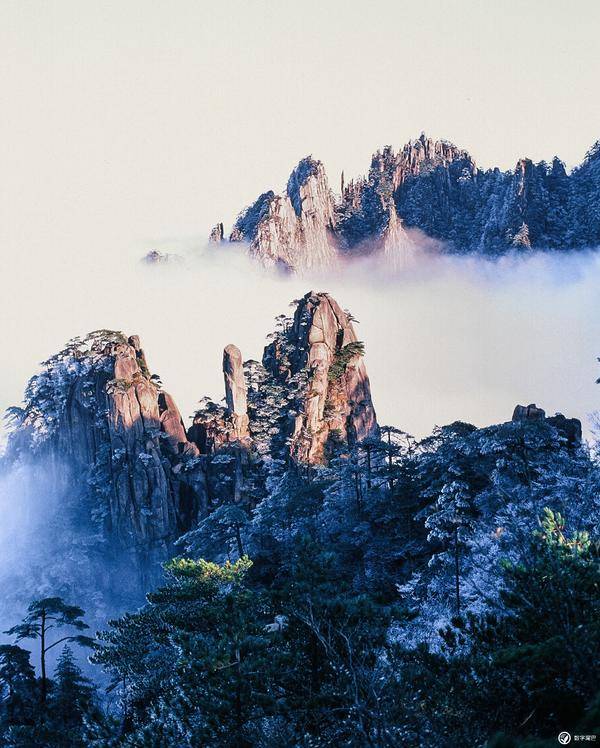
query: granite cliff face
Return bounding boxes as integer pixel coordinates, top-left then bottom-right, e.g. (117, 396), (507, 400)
(212, 134), (600, 270)
(188, 344), (250, 454)
(5, 331), (206, 567)
(188, 291), (378, 472)
(223, 344), (249, 439)
(230, 158), (339, 272)
(262, 292), (378, 463)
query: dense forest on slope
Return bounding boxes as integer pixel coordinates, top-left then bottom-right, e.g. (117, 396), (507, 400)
(1, 292), (599, 746)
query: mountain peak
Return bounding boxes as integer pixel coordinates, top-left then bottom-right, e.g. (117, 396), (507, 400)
(286, 156), (323, 216)
(213, 135), (600, 270)
(264, 291), (378, 463)
(229, 157), (338, 272)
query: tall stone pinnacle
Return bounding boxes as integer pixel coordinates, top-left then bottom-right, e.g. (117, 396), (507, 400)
(263, 291), (379, 464)
(223, 344), (249, 439)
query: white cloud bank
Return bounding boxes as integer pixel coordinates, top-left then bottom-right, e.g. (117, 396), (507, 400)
(1, 241), (599, 447)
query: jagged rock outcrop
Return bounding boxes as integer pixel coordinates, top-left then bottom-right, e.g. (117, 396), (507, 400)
(262, 291), (378, 463)
(211, 134), (600, 269)
(512, 402), (582, 445)
(188, 345), (250, 453)
(229, 158), (339, 272)
(371, 136), (473, 190)
(187, 292), (378, 468)
(187, 345), (263, 511)
(339, 176), (419, 266)
(6, 331), (206, 566)
(209, 222), (225, 243)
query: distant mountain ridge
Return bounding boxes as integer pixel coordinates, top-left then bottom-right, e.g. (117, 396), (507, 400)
(210, 133), (600, 272)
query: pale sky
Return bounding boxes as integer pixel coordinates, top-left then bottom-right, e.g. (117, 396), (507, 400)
(1, 0), (600, 442)
(2, 0), (599, 244)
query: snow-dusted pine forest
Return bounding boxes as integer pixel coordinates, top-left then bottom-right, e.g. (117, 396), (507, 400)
(1, 291), (599, 746)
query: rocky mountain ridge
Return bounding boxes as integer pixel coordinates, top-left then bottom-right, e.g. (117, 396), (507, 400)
(2, 291), (583, 608)
(3, 292), (378, 584)
(209, 133), (600, 272)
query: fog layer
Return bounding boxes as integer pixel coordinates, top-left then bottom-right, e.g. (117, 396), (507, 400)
(2, 240), (599, 445)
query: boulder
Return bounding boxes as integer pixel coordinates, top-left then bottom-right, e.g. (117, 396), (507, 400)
(547, 413), (583, 446)
(512, 403), (582, 446)
(512, 403), (546, 422)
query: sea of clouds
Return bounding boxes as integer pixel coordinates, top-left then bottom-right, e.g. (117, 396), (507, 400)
(1, 238), (599, 447)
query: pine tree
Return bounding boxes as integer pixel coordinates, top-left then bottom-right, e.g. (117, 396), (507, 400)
(93, 557), (273, 747)
(0, 644), (37, 731)
(425, 480), (476, 615)
(47, 646), (99, 746)
(5, 597), (94, 704)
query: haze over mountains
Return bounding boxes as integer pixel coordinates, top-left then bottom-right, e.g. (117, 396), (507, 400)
(3, 0), (600, 740)
(2, 285), (598, 745)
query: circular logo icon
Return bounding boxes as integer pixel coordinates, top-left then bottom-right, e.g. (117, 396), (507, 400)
(558, 733), (572, 745)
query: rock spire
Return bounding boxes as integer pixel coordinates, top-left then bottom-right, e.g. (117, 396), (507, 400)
(223, 344), (249, 439)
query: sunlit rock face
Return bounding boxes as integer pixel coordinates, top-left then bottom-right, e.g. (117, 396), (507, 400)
(262, 291), (379, 464)
(188, 343), (251, 457)
(188, 343), (249, 451)
(212, 134), (600, 269)
(187, 291), (378, 470)
(5, 332), (206, 564)
(219, 135), (467, 267)
(223, 344), (249, 439)
(229, 157), (339, 272)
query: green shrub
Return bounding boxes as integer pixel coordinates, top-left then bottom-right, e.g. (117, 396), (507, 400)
(328, 341), (365, 381)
